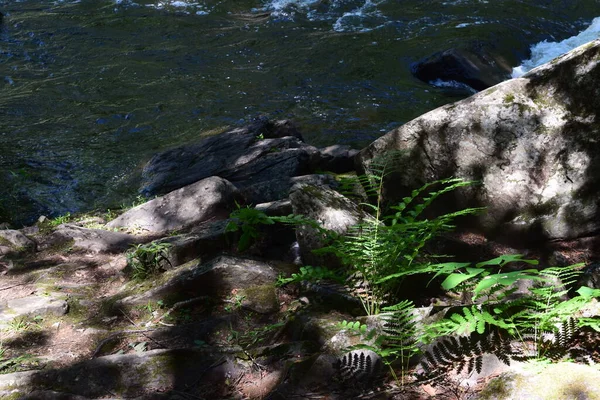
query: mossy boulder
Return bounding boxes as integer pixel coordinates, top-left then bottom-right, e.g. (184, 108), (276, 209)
(476, 362), (600, 400)
(240, 284), (279, 314)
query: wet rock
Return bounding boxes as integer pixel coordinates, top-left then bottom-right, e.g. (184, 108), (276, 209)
(108, 176), (240, 234)
(140, 118), (316, 199)
(119, 255), (278, 306)
(0, 229), (35, 256)
(0, 295), (68, 325)
(40, 224), (138, 254)
(359, 39), (600, 243)
(289, 184), (371, 267)
(411, 46), (512, 91)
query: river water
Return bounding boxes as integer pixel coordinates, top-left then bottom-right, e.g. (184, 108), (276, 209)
(1, 0), (599, 224)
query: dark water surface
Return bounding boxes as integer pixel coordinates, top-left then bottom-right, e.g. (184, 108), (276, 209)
(0, 0), (599, 224)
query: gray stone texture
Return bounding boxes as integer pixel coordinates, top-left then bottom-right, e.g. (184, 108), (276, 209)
(359, 39), (600, 242)
(107, 176), (240, 233)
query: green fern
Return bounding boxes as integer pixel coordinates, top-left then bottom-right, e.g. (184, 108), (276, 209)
(319, 177), (480, 315)
(276, 265), (344, 287)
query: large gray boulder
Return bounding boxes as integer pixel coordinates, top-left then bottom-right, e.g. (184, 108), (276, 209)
(359, 39), (600, 243)
(107, 176), (239, 233)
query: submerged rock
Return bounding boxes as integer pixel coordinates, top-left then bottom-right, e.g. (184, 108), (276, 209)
(412, 46), (513, 91)
(360, 38), (600, 243)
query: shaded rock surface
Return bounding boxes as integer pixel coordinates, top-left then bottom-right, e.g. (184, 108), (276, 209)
(0, 349), (243, 399)
(154, 219), (230, 268)
(289, 183), (371, 267)
(359, 38), (600, 243)
(239, 173), (336, 206)
(140, 119), (313, 197)
(140, 118), (356, 205)
(107, 176), (240, 233)
(118, 255), (278, 306)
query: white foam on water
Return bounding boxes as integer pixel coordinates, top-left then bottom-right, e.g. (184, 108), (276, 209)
(512, 16), (600, 77)
(263, 0), (321, 15)
(455, 20), (486, 29)
(113, 0), (210, 14)
(332, 0), (387, 33)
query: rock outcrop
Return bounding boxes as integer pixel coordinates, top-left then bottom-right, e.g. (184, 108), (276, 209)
(40, 224), (138, 254)
(360, 39), (600, 243)
(107, 176), (240, 233)
(140, 119), (316, 199)
(140, 118), (357, 205)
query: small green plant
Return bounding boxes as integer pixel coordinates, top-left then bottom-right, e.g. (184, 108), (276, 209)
(338, 319), (369, 334)
(123, 195), (147, 210)
(0, 342), (37, 374)
(320, 176), (481, 315)
(238, 321), (285, 347)
(126, 242), (172, 280)
(128, 341), (148, 353)
(255, 133), (265, 140)
(6, 316), (32, 332)
(226, 204), (275, 251)
(105, 209), (117, 221)
(224, 294), (246, 312)
(48, 212), (71, 227)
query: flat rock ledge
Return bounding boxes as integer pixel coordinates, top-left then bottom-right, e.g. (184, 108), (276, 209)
(0, 348), (242, 399)
(0, 295), (68, 327)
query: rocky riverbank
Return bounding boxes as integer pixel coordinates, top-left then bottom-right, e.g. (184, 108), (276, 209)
(1, 40), (600, 400)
